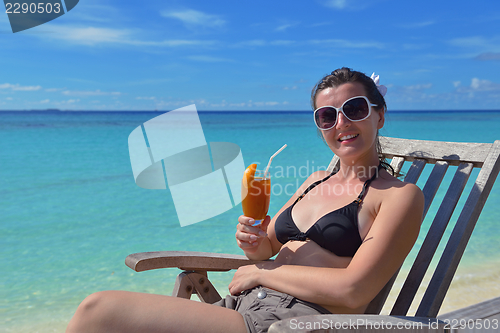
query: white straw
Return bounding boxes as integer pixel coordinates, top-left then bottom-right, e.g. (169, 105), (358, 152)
(264, 144), (287, 177)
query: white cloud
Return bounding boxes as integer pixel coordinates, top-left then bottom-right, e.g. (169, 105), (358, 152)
(233, 39), (297, 48)
(153, 99), (210, 108)
(237, 38), (379, 49)
(322, 0), (372, 10)
(254, 101), (280, 106)
(404, 83), (433, 91)
(210, 100), (228, 107)
(67, 4), (122, 24)
(48, 99), (81, 105)
(48, 26), (130, 45)
(389, 83), (433, 102)
(452, 78), (500, 93)
(402, 43), (430, 50)
(448, 36), (500, 53)
(229, 102), (246, 107)
(475, 52), (500, 61)
(40, 99), (50, 104)
(469, 78), (500, 92)
(310, 22), (333, 28)
(152, 40), (217, 47)
(390, 77), (500, 110)
(0, 83), (42, 91)
(187, 55), (234, 63)
(275, 23), (296, 32)
(399, 21), (436, 29)
(270, 40), (295, 46)
(233, 39), (267, 47)
(39, 26), (217, 47)
(161, 9), (225, 28)
(136, 96), (156, 100)
(324, 0), (349, 9)
(62, 89), (121, 96)
(207, 99), (286, 109)
(309, 39), (385, 49)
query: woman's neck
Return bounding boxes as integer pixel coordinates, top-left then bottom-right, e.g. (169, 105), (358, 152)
(337, 156), (381, 181)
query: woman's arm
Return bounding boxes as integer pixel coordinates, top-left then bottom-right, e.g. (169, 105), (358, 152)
(230, 182), (424, 309)
(236, 170), (332, 261)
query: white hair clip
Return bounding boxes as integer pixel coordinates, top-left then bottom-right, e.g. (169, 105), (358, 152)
(371, 73), (387, 97)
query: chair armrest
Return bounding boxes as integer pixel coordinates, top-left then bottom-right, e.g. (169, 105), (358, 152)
(268, 314), (447, 332)
(125, 251), (270, 272)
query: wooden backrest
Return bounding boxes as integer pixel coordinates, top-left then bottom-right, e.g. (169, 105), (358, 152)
(327, 137), (500, 318)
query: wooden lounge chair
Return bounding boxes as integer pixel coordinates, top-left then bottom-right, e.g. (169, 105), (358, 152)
(126, 137), (500, 332)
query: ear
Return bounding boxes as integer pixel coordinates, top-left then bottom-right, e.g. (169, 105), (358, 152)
(376, 110), (385, 130)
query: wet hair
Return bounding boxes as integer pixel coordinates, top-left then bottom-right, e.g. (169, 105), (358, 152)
(311, 67), (386, 111)
(311, 67), (395, 176)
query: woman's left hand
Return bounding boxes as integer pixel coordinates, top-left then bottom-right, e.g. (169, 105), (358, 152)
(228, 264), (262, 295)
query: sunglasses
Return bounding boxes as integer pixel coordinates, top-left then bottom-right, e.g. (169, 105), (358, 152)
(314, 96), (378, 131)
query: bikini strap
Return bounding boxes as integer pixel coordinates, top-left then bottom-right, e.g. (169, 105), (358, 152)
(354, 164), (383, 204)
(295, 163), (382, 204)
(294, 169), (337, 203)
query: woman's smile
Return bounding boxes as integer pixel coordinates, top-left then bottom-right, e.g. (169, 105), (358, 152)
(338, 133), (359, 143)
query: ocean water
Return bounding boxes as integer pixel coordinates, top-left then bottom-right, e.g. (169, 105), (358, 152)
(2, 110), (500, 332)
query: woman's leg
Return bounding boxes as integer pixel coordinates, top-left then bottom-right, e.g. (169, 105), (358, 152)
(66, 290), (248, 333)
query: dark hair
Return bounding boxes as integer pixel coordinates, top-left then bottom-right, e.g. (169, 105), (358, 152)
(311, 67), (386, 111)
(311, 67), (395, 175)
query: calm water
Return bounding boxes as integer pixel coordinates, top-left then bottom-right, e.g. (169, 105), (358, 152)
(2, 110), (500, 331)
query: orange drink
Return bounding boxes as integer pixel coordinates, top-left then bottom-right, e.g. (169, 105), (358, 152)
(241, 164), (271, 226)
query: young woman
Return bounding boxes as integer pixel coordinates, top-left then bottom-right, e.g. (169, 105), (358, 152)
(66, 68), (424, 333)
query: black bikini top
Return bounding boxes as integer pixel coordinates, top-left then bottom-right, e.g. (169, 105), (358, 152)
(274, 166), (380, 257)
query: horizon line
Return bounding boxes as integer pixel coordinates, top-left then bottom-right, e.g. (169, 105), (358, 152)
(2, 109), (500, 113)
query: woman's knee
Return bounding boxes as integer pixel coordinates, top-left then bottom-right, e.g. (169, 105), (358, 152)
(66, 291), (119, 333)
(80, 291), (103, 310)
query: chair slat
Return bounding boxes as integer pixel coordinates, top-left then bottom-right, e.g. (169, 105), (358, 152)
(327, 155), (340, 173)
(388, 156), (405, 175)
(421, 161), (449, 219)
(417, 141), (500, 318)
(404, 159), (426, 184)
(391, 162), (473, 316)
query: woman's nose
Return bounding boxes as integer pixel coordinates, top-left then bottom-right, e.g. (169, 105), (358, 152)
(336, 110), (351, 128)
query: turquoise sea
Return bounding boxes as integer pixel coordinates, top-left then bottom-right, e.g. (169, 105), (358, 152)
(2, 110), (500, 332)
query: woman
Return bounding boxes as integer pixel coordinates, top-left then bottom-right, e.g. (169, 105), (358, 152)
(66, 68), (424, 333)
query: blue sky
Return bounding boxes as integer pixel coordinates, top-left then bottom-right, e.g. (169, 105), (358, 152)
(1, 0), (499, 111)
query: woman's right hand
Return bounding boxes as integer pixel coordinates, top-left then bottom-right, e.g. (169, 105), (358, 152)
(236, 215), (271, 254)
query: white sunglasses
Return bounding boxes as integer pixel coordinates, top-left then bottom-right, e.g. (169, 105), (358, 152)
(314, 96), (378, 130)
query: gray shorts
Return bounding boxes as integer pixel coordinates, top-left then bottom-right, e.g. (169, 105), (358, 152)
(213, 286), (331, 333)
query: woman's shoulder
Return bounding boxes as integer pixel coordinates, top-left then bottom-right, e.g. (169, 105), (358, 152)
(370, 170), (425, 233)
(377, 170), (424, 207)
